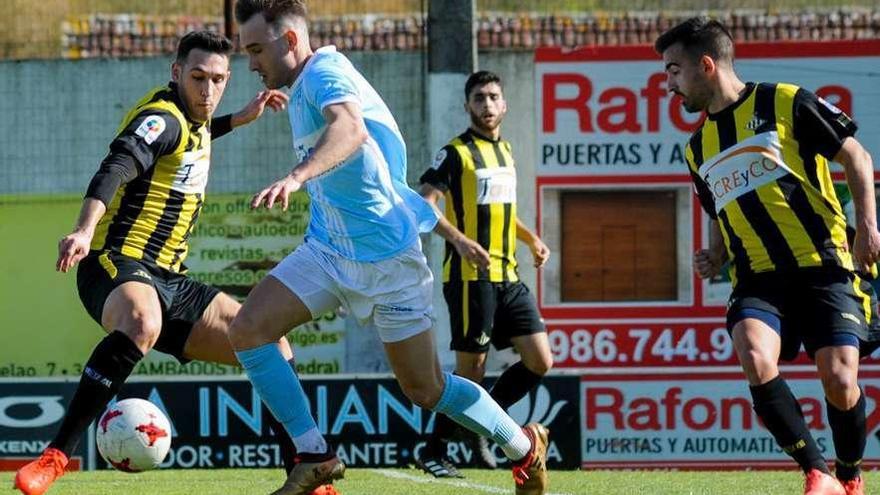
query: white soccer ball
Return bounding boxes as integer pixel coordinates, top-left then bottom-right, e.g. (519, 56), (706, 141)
(96, 398), (172, 472)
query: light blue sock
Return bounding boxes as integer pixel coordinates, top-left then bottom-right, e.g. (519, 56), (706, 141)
(236, 344), (318, 442)
(432, 372), (526, 456)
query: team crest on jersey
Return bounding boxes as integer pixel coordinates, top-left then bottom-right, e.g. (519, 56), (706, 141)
(432, 149), (447, 169)
(134, 116), (166, 145)
(745, 115), (768, 131)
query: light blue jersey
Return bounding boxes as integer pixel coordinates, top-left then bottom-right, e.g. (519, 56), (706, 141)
(288, 46), (437, 262)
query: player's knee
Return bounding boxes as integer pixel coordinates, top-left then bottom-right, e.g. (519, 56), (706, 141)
(119, 310), (162, 350)
(820, 370), (858, 399)
(227, 311), (268, 350)
(739, 350), (777, 384)
(456, 361), (486, 382)
(401, 381), (443, 409)
(523, 353), (554, 376)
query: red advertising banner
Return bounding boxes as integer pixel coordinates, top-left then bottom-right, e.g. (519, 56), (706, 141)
(580, 371), (880, 469)
(549, 321), (734, 367)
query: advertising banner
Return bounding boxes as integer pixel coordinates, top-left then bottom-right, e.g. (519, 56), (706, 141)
(534, 41), (880, 370)
(0, 382), (89, 471)
(0, 193), (344, 377)
(0, 375), (581, 471)
(535, 42), (880, 177)
(580, 371), (880, 469)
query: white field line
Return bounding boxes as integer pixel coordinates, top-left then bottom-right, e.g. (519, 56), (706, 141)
(373, 468), (574, 495)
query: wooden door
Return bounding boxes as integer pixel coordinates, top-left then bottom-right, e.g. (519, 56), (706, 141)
(561, 190), (677, 302)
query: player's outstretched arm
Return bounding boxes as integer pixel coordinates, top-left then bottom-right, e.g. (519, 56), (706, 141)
(837, 137), (880, 271)
(211, 90), (288, 140)
(57, 198), (106, 273)
(419, 183), (490, 270)
(516, 217), (550, 268)
(230, 89), (288, 128)
(251, 101), (367, 211)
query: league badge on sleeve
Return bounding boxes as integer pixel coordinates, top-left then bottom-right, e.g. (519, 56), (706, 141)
(432, 148), (447, 169)
(135, 116), (167, 145)
(817, 96), (843, 114)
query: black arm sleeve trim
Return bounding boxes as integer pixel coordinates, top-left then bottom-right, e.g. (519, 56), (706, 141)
(689, 169), (718, 219)
(210, 114), (233, 139)
(85, 153), (140, 206)
(793, 88), (858, 161)
(419, 145), (458, 192)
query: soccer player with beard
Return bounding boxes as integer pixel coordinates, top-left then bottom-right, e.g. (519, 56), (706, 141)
(416, 70), (553, 478)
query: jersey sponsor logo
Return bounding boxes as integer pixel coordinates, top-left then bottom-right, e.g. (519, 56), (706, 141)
(134, 115), (167, 145)
(431, 149), (447, 169)
(475, 167), (517, 205)
(698, 131), (791, 212)
(294, 129), (322, 163)
(172, 148), (210, 194)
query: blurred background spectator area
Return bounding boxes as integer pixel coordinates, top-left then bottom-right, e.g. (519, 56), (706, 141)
(1, 0), (879, 59)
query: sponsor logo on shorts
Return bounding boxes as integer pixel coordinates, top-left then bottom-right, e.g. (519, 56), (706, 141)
(132, 269), (152, 281)
(841, 312), (862, 324)
(376, 304), (414, 314)
(476, 332), (490, 346)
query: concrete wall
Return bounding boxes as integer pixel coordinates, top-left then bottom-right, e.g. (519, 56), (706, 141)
(0, 51), (429, 195)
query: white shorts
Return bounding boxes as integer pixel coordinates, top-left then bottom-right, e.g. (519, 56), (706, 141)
(269, 239), (434, 343)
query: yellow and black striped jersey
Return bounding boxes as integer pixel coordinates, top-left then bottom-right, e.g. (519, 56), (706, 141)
(420, 128), (519, 282)
(90, 83), (215, 273)
(686, 82), (858, 286)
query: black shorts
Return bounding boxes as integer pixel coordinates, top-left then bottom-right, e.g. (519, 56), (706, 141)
(727, 267), (880, 360)
(76, 251), (220, 363)
(443, 280), (545, 353)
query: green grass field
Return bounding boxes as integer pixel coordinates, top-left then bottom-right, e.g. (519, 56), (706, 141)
(1, 467), (817, 494)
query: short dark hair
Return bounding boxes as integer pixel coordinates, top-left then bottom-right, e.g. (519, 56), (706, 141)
(654, 17), (734, 64)
(465, 70), (503, 100)
(175, 30), (233, 63)
(235, 0), (309, 28)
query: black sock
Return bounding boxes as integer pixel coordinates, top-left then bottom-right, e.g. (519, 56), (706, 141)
(49, 331), (144, 456)
(750, 375), (828, 474)
(263, 358), (299, 474)
(827, 392), (866, 481)
(489, 361), (544, 410)
(426, 413), (458, 458)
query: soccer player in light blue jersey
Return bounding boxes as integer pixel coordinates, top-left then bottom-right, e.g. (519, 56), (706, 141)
(229, 2), (550, 495)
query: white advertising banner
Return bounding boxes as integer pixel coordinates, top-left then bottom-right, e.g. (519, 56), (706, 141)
(580, 371), (880, 469)
(535, 42), (880, 176)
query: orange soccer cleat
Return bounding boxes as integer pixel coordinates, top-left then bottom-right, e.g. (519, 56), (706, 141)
(309, 485), (340, 495)
(13, 448), (69, 495)
(804, 469), (845, 495)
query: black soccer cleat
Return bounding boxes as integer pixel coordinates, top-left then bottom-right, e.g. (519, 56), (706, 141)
(416, 454), (464, 478)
